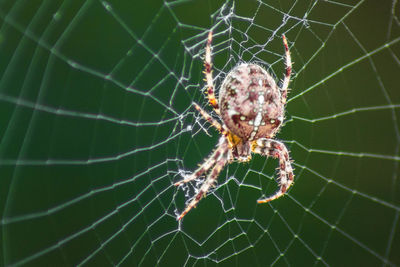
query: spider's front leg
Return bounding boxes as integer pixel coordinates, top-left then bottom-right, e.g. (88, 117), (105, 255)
(175, 103), (228, 186)
(175, 137), (226, 186)
(177, 144), (229, 220)
(192, 102), (227, 135)
(252, 138), (294, 203)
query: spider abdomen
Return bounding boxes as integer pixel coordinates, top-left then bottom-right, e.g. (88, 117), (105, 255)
(219, 63), (284, 141)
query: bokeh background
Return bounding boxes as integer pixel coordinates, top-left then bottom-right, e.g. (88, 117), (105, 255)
(1, 0), (399, 266)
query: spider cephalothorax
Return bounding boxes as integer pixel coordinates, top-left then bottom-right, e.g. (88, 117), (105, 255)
(175, 31), (294, 220)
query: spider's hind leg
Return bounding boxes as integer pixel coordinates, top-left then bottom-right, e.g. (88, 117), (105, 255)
(280, 34), (292, 104)
(252, 138), (294, 203)
(203, 31), (220, 115)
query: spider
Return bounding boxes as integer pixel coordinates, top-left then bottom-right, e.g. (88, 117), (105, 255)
(175, 31), (294, 220)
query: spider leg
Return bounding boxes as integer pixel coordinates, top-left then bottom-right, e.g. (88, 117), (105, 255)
(252, 138), (294, 203)
(204, 30), (220, 115)
(175, 137), (225, 186)
(177, 140), (229, 220)
(177, 102), (227, 186)
(193, 102), (227, 135)
(281, 34), (292, 104)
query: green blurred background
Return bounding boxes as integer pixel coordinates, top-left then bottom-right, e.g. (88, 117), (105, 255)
(0, 0), (399, 266)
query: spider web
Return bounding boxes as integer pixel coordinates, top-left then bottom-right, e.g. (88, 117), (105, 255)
(0, 0), (399, 266)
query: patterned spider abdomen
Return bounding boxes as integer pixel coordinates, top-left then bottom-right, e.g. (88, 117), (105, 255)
(219, 63), (284, 141)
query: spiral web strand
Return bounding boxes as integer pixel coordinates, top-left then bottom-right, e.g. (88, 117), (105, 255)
(0, 0), (399, 266)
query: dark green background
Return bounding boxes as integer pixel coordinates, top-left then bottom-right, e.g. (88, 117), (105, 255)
(0, 0), (399, 266)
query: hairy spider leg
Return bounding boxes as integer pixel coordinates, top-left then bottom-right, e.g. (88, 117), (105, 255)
(251, 138), (294, 203)
(281, 34), (292, 104)
(175, 137), (225, 186)
(204, 31), (220, 115)
(193, 102), (227, 135)
(177, 142), (229, 220)
(175, 102), (228, 185)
